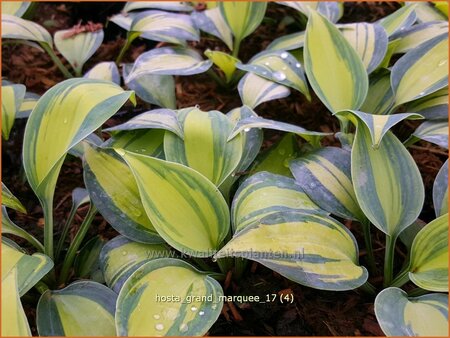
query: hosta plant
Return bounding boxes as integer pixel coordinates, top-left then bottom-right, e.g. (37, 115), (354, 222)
(1, 1), (449, 337)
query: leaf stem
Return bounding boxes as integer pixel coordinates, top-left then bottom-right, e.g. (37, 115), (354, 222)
(34, 281), (50, 295)
(383, 235), (396, 287)
(390, 265), (410, 288)
(206, 69), (227, 89)
(408, 288), (429, 297)
(231, 38), (241, 58)
(358, 281), (376, 296)
(42, 201), (54, 260)
(116, 32), (139, 65)
(55, 205), (78, 261)
(233, 258), (248, 280)
(361, 218), (376, 275)
(58, 206), (97, 285)
(39, 42), (73, 78)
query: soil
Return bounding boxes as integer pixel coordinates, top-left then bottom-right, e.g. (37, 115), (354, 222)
(1, 2), (447, 336)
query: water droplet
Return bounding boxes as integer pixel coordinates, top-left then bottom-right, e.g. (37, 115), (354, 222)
(141, 148), (147, 152)
(278, 148), (286, 155)
(295, 63), (301, 68)
(155, 324), (164, 331)
(283, 158), (291, 167)
(212, 257), (218, 263)
(63, 118), (68, 124)
(116, 148), (126, 156)
(264, 61), (270, 66)
(282, 66), (287, 70)
(190, 306), (198, 312)
(199, 311), (205, 316)
(280, 52), (288, 59)
(153, 314), (161, 320)
(273, 71), (286, 81)
(262, 71), (267, 75)
(179, 323), (189, 333)
(122, 251), (128, 256)
(211, 304), (218, 310)
(244, 127), (251, 132)
(438, 59), (447, 67)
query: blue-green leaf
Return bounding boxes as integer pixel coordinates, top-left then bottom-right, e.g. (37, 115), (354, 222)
(304, 11), (368, 112)
(104, 108), (183, 139)
(290, 147), (365, 221)
(191, 7), (233, 50)
(231, 171), (324, 232)
(391, 33), (448, 106)
(123, 63), (176, 109)
(99, 235), (169, 293)
(125, 47), (212, 82)
(116, 258), (223, 336)
(238, 72), (290, 109)
(412, 120), (448, 149)
(237, 50), (310, 99)
(37, 281), (117, 336)
(375, 287), (448, 336)
(215, 211), (368, 291)
(433, 160), (448, 217)
(83, 144), (162, 244)
(378, 4), (417, 37)
(84, 61), (120, 84)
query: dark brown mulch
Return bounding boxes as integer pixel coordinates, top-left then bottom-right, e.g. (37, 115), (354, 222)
(2, 2), (447, 337)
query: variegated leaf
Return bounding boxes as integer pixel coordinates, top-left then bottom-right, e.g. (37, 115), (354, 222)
(116, 258), (223, 336)
(304, 11), (368, 112)
(1, 207), (43, 251)
(123, 63), (176, 109)
(1, 268), (31, 336)
(124, 1), (193, 12)
(406, 87), (448, 120)
(16, 91), (40, 119)
(125, 47), (212, 82)
(237, 50), (310, 99)
(1, 83), (26, 140)
(409, 213), (448, 292)
(433, 160), (448, 217)
(99, 235), (169, 293)
(277, 1), (342, 23)
(413, 1), (447, 22)
(104, 108), (183, 139)
(391, 33), (448, 106)
(249, 133), (299, 178)
(1, 182), (26, 213)
(102, 129), (165, 159)
(359, 69), (395, 115)
(215, 211), (368, 291)
(1, 14), (52, 46)
(54, 29), (104, 75)
(37, 281), (117, 336)
(164, 107), (242, 186)
(412, 120), (448, 149)
(228, 115), (330, 144)
(117, 151), (230, 257)
(290, 147), (365, 221)
(84, 61), (120, 84)
(238, 72), (290, 109)
(393, 21), (449, 54)
(1, 1), (31, 17)
(266, 31), (305, 51)
(204, 49), (239, 83)
(192, 7), (233, 50)
(350, 118), (424, 237)
(337, 110), (423, 148)
(378, 4), (416, 37)
(231, 171), (323, 232)
(219, 1), (267, 48)
(339, 23), (388, 74)
(1, 240), (53, 296)
(130, 10), (199, 45)
(83, 144), (161, 244)
(375, 287), (448, 336)
(23, 78), (135, 214)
